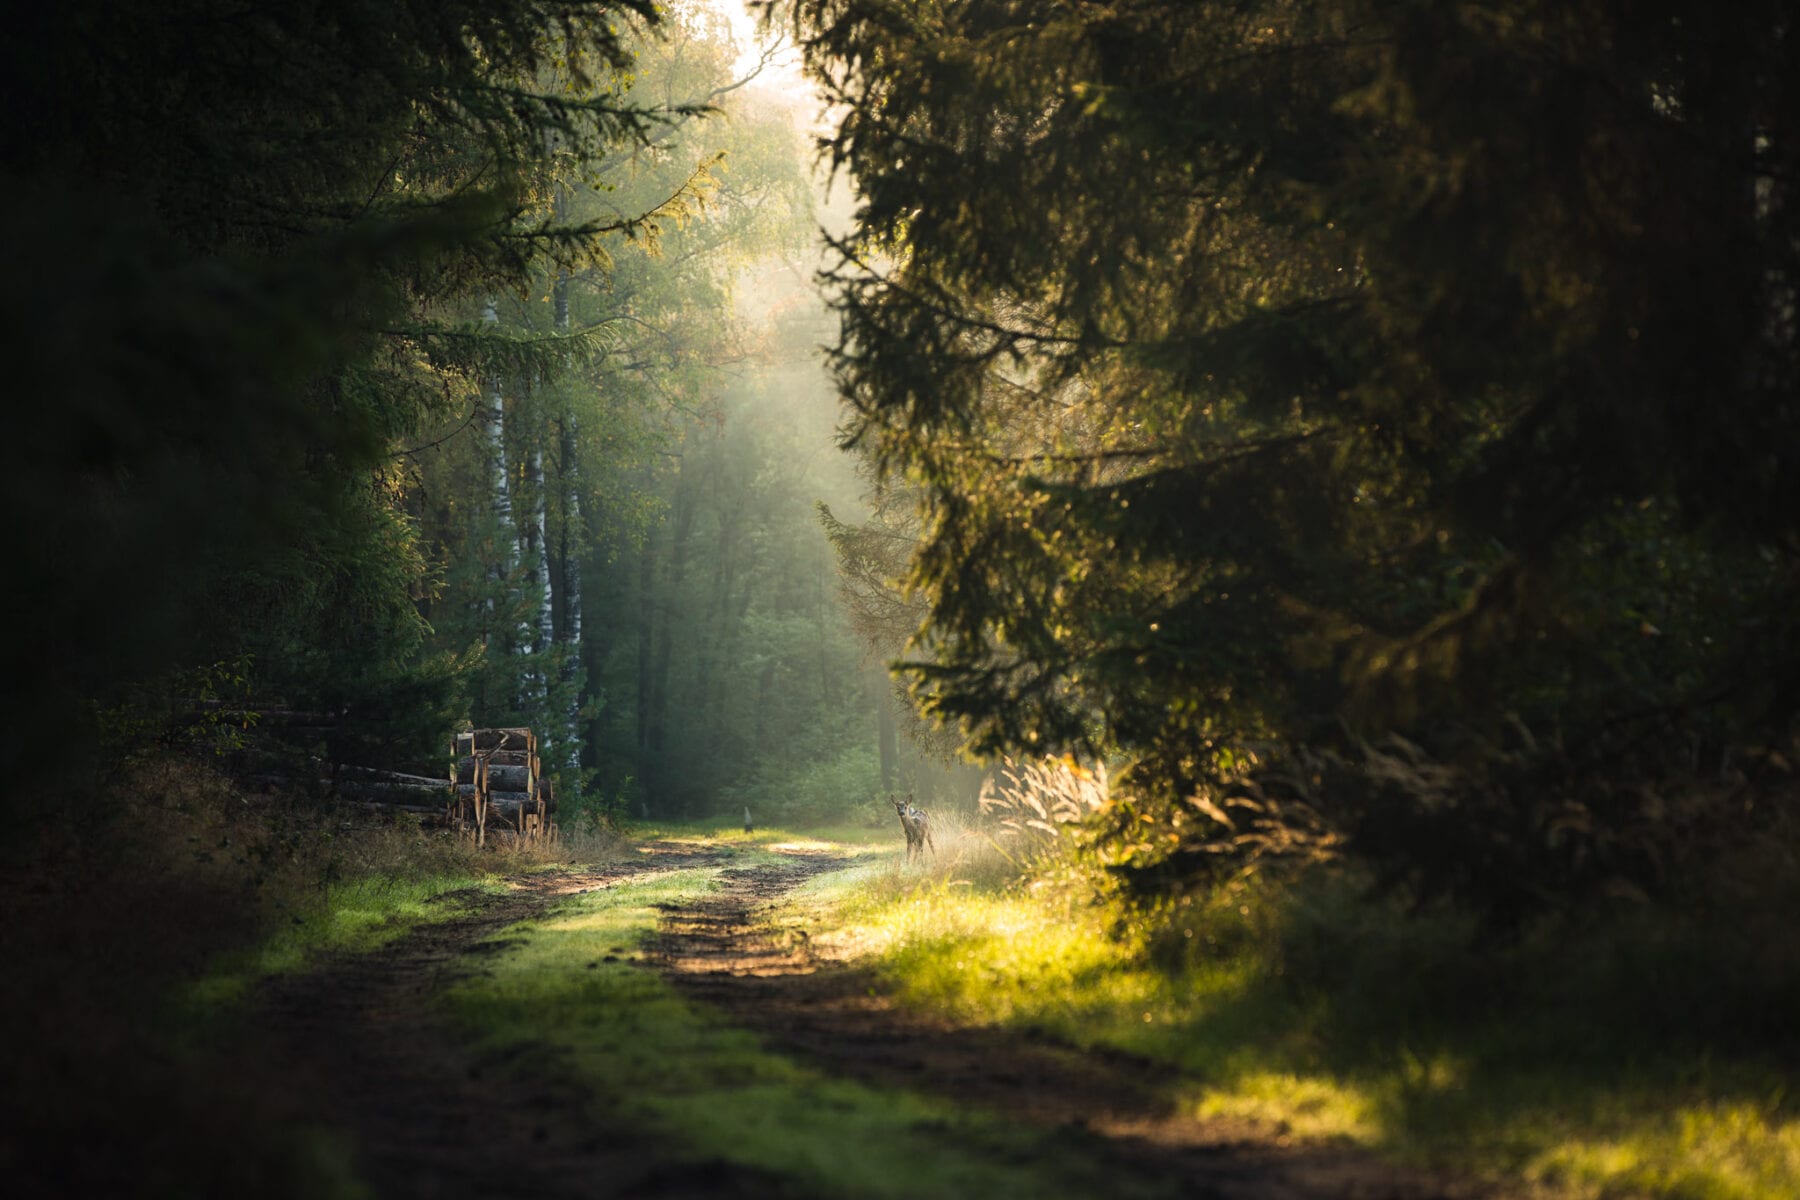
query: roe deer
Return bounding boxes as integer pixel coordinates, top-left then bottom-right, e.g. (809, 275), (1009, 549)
(890, 792), (935, 862)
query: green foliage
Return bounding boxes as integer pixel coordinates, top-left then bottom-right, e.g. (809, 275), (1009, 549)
(783, 0), (1800, 919)
(726, 742), (881, 824)
(94, 658), (262, 767)
(400, 5), (828, 811)
(5, 0), (678, 818)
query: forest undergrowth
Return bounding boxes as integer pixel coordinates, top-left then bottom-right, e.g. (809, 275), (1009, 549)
(0, 758), (625, 1197)
(784, 764), (1800, 1200)
(8, 760), (1799, 1199)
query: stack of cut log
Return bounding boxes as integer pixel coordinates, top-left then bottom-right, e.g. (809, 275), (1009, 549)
(192, 703), (567, 846)
(192, 700), (458, 828)
(326, 763), (456, 820)
(453, 727), (556, 847)
(238, 762), (456, 828)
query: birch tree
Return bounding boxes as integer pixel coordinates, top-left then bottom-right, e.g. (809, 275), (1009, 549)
(404, 1), (814, 808)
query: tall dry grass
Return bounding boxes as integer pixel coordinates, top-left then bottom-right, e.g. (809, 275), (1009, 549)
(977, 754), (1110, 865)
(488, 809), (629, 867)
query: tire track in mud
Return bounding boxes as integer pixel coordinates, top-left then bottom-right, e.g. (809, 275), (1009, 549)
(653, 850), (1517, 1200)
(251, 845), (802, 1200)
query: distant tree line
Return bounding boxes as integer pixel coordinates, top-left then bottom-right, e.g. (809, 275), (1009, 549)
(395, 2), (848, 819)
(7, 0), (881, 827)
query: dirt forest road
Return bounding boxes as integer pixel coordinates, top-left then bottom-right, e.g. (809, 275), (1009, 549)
(254, 840), (1508, 1199)
(253, 843), (784, 1200)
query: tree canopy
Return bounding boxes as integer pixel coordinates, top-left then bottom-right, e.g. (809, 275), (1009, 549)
(781, 0), (1800, 919)
(5, 1), (674, 805)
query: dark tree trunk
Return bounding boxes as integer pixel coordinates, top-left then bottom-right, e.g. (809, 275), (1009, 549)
(640, 456), (696, 813)
(877, 674), (898, 793)
(635, 526), (657, 808)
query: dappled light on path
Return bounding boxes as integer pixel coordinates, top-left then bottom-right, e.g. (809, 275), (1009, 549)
(652, 857), (847, 979)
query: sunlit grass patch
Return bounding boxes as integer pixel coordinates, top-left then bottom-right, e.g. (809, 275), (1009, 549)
(1189, 1071), (1383, 1142)
(1527, 1103), (1800, 1200)
(617, 820), (725, 846)
(765, 837), (850, 854)
(782, 821), (903, 848)
(802, 811), (1024, 898)
(621, 817), (897, 851)
(847, 888), (1134, 1021)
(794, 849), (1800, 1200)
(809, 870), (1342, 1100)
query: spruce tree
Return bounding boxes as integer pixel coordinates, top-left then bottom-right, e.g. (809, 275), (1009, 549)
(783, 0), (1800, 916)
(4, 1), (668, 805)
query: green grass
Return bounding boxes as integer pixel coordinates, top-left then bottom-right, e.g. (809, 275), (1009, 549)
(784, 843), (1800, 1200)
(438, 849), (1176, 1199)
(618, 815), (899, 850)
(184, 869), (493, 1013)
(114, 808), (1800, 1200)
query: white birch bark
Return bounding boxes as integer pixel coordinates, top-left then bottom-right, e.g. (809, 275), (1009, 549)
(559, 407), (584, 777)
(483, 301), (516, 554)
(530, 447), (553, 657)
(527, 445), (552, 746)
(549, 188), (585, 776)
(482, 300), (515, 645)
